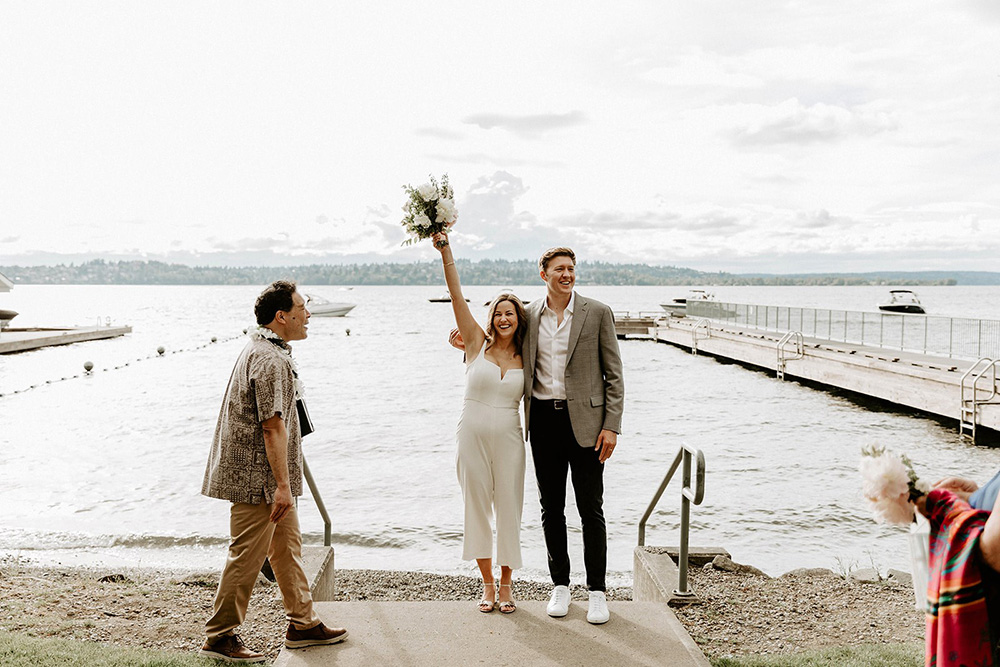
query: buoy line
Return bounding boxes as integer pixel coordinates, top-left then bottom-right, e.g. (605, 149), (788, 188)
(0, 333), (244, 398)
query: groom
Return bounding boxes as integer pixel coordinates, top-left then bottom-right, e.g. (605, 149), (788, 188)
(525, 247), (624, 625)
(451, 246), (624, 624)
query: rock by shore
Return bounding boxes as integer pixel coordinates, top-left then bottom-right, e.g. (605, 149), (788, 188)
(0, 556), (923, 662)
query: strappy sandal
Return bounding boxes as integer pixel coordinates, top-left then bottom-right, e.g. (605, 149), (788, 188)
(479, 581), (496, 613)
(498, 583), (516, 614)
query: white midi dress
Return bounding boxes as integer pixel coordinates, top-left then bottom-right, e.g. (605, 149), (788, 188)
(456, 345), (526, 569)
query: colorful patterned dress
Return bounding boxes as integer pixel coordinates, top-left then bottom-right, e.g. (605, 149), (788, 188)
(926, 488), (999, 666)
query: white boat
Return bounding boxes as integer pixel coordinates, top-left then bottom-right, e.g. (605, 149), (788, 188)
(660, 289), (715, 315)
(482, 292), (531, 306)
(305, 294), (356, 317)
(0, 309), (17, 329)
(429, 292), (470, 303)
(878, 290), (925, 314)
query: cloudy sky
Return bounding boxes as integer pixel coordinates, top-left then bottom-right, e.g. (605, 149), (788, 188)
(1, 1), (998, 272)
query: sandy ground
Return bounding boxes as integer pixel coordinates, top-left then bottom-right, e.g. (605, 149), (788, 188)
(0, 556), (923, 662)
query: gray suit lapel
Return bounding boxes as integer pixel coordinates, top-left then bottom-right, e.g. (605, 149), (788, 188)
(566, 294), (589, 363)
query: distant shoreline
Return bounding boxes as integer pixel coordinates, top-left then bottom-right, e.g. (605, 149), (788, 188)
(3, 259), (998, 286)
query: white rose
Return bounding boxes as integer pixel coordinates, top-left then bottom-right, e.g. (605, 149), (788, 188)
(416, 183), (439, 201)
(871, 494), (915, 525)
(435, 198), (457, 224)
(859, 451), (909, 501)
(414, 212), (432, 229)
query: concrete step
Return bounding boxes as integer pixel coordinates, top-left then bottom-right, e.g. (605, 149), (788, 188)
(274, 600), (710, 667)
(299, 546), (335, 601)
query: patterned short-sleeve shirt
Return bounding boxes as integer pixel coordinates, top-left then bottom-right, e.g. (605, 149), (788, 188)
(201, 338), (302, 505)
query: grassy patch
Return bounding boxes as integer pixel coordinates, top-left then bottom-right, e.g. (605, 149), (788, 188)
(0, 630), (208, 667)
(710, 643), (923, 667)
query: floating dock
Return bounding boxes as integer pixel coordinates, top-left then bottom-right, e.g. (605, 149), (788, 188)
(0, 326), (132, 354)
(613, 312), (668, 338)
(613, 312), (1000, 441)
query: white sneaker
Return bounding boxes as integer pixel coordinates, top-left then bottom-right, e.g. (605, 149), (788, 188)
(587, 591), (609, 624)
(546, 585), (571, 617)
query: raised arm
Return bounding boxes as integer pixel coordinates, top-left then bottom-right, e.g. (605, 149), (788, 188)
(433, 232), (485, 359)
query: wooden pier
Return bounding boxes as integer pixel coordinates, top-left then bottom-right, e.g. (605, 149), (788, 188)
(0, 326), (132, 354)
(613, 312), (667, 339)
(613, 313), (1000, 440)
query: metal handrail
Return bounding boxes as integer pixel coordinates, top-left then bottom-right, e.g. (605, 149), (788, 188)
(302, 456), (332, 547)
(973, 360), (999, 404)
(960, 358), (1000, 440)
(776, 331), (804, 381)
(691, 319), (711, 355)
(638, 444), (706, 600)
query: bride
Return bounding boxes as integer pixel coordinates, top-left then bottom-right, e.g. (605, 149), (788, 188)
(433, 231), (527, 614)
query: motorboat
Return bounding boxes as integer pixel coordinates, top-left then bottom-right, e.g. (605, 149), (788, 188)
(878, 290), (925, 314)
(0, 309), (17, 329)
(660, 289), (714, 315)
(304, 294), (356, 317)
(482, 294), (531, 306)
(429, 292), (470, 303)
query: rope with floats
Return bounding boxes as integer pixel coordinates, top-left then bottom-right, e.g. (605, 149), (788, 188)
(0, 332), (245, 398)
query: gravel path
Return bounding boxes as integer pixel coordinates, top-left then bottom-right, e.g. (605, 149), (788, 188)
(0, 556), (923, 662)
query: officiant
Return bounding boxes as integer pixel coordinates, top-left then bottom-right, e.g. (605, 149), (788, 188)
(199, 280), (347, 662)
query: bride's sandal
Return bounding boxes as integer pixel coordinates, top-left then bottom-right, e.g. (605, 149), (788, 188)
(498, 583), (516, 614)
(479, 581), (496, 613)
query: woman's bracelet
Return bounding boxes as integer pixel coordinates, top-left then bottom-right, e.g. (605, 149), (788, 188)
(443, 261), (455, 267)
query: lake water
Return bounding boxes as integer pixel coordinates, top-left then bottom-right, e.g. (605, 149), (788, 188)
(2, 284), (1000, 585)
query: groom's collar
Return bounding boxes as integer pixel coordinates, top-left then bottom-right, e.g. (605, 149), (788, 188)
(544, 290), (575, 314)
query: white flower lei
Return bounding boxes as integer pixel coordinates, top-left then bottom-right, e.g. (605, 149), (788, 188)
(248, 324), (305, 399)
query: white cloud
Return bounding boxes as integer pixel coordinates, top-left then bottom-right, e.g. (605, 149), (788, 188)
(414, 127), (464, 141)
(726, 99), (899, 146)
(462, 111), (587, 138)
(640, 53), (762, 89)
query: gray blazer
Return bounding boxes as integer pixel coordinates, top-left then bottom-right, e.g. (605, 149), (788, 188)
(523, 293), (624, 447)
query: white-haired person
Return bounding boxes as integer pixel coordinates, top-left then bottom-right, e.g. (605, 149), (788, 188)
(916, 474), (1000, 666)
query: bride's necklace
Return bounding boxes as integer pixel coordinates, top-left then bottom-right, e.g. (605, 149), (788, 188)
(248, 325), (305, 399)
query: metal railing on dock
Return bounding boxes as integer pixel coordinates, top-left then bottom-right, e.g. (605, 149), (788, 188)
(638, 444), (706, 601)
(688, 300), (1000, 361)
(302, 457), (332, 547)
(961, 358), (1000, 441)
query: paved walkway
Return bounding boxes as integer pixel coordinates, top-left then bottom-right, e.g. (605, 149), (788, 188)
(274, 600), (710, 666)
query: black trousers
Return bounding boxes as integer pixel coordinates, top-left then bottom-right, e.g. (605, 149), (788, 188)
(529, 398), (607, 592)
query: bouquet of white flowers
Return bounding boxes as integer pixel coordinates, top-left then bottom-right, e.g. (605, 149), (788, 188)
(859, 443), (930, 525)
(400, 174), (458, 248)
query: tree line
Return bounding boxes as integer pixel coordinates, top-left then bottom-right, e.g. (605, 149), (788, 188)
(0, 259), (972, 286)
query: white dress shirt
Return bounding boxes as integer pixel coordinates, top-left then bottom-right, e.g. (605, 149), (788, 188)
(533, 291), (575, 400)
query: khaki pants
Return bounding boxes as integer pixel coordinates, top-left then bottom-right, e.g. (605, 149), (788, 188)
(206, 502), (321, 640)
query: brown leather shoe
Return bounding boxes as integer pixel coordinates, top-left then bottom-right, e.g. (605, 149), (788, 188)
(198, 634), (266, 663)
(285, 621), (349, 648)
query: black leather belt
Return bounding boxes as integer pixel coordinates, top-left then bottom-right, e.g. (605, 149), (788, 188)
(535, 398), (567, 410)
